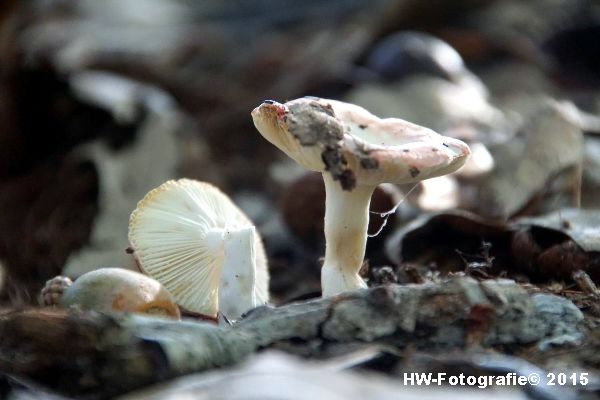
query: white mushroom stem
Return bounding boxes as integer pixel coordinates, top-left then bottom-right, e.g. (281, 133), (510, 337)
(206, 226), (258, 319)
(322, 173), (374, 297)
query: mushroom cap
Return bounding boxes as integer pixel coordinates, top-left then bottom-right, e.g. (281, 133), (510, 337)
(252, 97), (471, 190)
(128, 179), (269, 317)
(59, 268), (180, 318)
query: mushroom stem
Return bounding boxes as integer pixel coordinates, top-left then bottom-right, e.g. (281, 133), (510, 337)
(322, 173), (374, 296)
(218, 226), (258, 319)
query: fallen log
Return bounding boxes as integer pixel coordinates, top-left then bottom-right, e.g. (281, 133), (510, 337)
(0, 277), (584, 397)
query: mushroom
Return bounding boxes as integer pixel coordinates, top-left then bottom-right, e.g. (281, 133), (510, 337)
(40, 268), (180, 318)
(252, 97), (470, 296)
(128, 179), (269, 320)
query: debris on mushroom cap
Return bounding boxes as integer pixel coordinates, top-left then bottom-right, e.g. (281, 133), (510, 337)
(251, 97), (471, 191)
(128, 179), (269, 319)
(48, 268), (180, 318)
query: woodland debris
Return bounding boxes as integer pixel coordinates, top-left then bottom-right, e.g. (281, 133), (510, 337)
(515, 208), (600, 253)
(62, 72), (183, 278)
(385, 208), (600, 284)
(477, 100), (584, 218)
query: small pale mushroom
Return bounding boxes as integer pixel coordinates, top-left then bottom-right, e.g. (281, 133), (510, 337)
(128, 179), (269, 320)
(252, 97), (470, 296)
(40, 268), (180, 318)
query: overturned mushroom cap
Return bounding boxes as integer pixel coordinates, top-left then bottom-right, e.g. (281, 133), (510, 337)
(54, 268), (180, 318)
(251, 97), (470, 190)
(128, 179), (269, 319)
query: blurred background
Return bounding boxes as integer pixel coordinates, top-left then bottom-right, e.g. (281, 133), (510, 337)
(1, 0), (599, 306)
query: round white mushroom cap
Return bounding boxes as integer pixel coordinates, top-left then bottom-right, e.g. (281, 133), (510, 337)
(57, 268), (181, 318)
(128, 179), (269, 319)
(252, 97), (471, 190)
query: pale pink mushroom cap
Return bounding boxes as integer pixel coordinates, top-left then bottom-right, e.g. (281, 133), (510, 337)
(251, 97), (470, 189)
